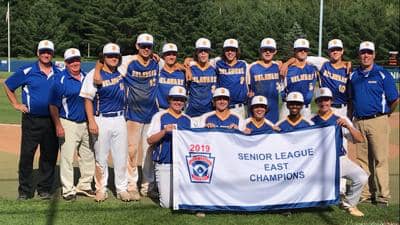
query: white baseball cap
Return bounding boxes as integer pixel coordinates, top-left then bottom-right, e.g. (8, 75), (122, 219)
(195, 38), (211, 50)
(359, 41), (375, 52)
(315, 87), (333, 101)
(168, 86), (187, 98)
(64, 48), (81, 61)
(251, 95), (268, 106)
(260, 38), (277, 49)
(38, 40), (54, 52)
(286, 91), (304, 103)
(328, 39), (343, 50)
(103, 43), (120, 55)
(136, 33), (154, 45)
(293, 38), (309, 49)
(162, 43), (178, 54)
(223, 38), (239, 49)
(213, 87), (230, 98)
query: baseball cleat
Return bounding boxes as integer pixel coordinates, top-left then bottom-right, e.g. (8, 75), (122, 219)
(128, 190), (141, 201)
(76, 188), (96, 198)
(117, 191), (131, 202)
(347, 207), (364, 217)
(94, 191), (108, 202)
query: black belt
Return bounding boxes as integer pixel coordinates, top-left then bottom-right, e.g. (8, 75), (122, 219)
(332, 103), (347, 109)
(356, 113), (386, 120)
(98, 111), (124, 118)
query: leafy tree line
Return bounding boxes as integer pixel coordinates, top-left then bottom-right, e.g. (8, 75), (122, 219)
(0, 0), (398, 63)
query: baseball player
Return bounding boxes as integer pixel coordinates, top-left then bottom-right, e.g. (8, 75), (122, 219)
(241, 96), (277, 134)
(214, 38), (248, 119)
(80, 43), (131, 202)
(197, 87), (244, 129)
(185, 38), (217, 122)
(276, 91), (314, 132)
(310, 87), (368, 217)
(248, 38), (282, 123)
(280, 38), (318, 120)
(147, 86), (191, 208)
(3, 40), (60, 200)
(157, 43), (186, 109)
(49, 48), (95, 201)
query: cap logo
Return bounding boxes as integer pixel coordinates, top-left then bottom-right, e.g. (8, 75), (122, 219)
(169, 44), (174, 49)
(320, 89), (325, 94)
(365, 42), (369, 46)
(266, 39), (271, 44)
(71, 49), (75, 54)
(229, 40), (234, 44)
(259, 97), (263, 101)
(145, 35), (150, 41)
(293, 93), (298, 98)
(301, 40), (306, 45)
(44, 41), (49, 46)
(221, 89), (225, 93)
(112, 45), (116, 50)
(178, 88), (183, 93)
(332, 40), (337, 44)
(202, 40), (207, 45)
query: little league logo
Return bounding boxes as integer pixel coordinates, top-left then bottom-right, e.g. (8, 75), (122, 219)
(186, 152), (215, 183)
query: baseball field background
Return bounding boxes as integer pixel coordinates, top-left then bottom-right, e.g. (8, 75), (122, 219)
(0, 72), (398, 225)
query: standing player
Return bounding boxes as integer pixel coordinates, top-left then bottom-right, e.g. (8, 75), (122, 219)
(157, 43), (186, 109)
(276, 92), (314, 132)
(80, 43), (131, 202)
(147, 86), (191, 208)
(197, 87), (243, 129)
(349, 41), (399, 206)
(280, 38), (318, 119)
(185, 38), (217, 122)
(3, 40), (60, 200)
(49, 48), (95, 200)
(248, 38), (282, 123)
(311, 88), (368, 217)
(242, 96), (277, 134)
(215, 38), (248, 118)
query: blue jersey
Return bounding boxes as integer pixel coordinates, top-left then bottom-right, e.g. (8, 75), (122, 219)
(49, 69), (87, 122)
(186, 63), (217, 117)
(123, 57), (159, 123)
(157, 67), (185, 109)
(276, 116), (313, 132)
(93, 70), (125, 115)
(284, 64), (318, 105)
(249, 61), (281, 123)
(5, 61), (61, 116)
(216, 59), (247, 105)
(200, 111), (242, 128)
(320, 62), (349, 105)
(244, 118), (275, 134)
(349, 64), (399, 118)
(147, 109), (191, 164)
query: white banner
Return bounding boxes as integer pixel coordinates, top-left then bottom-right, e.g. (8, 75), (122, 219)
(172, 126), (340, 211)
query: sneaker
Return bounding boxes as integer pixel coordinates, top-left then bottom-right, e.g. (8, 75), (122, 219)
(376, 201), (389, 208)
(347, 207), (364, 217)
(117, 191), (131, 202)
(17, 194), (30, 200)
(63, 194), (76, 201)
(76, 188), (96, 198)
(195, 212), (206, 218)
(128, 190), (141, 201)
(95, 191), (108, 202)
(38, 192), (52, 200)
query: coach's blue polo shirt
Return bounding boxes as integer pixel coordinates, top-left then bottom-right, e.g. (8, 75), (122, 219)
(5, 61), (61, 117)
(49, 69), (87, 122)
(349, 64), (399, 118)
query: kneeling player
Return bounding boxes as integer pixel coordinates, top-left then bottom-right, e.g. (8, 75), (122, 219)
(311, 88), (368, 217)
(147, 86), (191, 208)
(242, 95), (277, 134)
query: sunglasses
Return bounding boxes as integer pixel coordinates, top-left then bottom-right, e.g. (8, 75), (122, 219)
(359, 50), (373, 55)
(261, 48), (276, 53)
(139, 44), (153, 49)
(39, 50), (54, 55)
(170, 97), (186, 102)
(329, 47), (343, 52)
(295, 48), (309, 53)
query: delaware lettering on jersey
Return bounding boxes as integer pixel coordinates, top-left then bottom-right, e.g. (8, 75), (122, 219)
(122, 56), (159, 123)
(157, 68), (186, 109)
(49, 69), (87, 122)
(186, 63), (217, 117)
(198, 111), (243, 128)
(244, 117), (275, 133)
(94, 70), (125, 115)
(249, 61), (281, 123)
(320, 62), (349, 104)
(283, 64), (318, 105)
(275, 116), (314, 132)
(216, 60), (248, 105)
(147, 109), (191, 164)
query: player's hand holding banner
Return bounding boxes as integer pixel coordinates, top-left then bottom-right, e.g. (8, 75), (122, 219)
(172, 126), (341, 211)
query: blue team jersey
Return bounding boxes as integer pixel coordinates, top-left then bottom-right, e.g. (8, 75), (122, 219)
(284, 64), (318, 105)
(311, 112), (346, 156)
(319, 62), (349, 105)
(276, 116), (313, 132)
(157, 67), (186, 109)
(94, 70), (125, 115)
(201, 111), (241, 128)
(186, 63), (217, 117)
(249, 61), (281, 123)
(148, 109), (191, 164)
(124, 58), (159, 123)
(49, 69), (87, 122)
(5, 61), (61, 117)
(216, 59), (247, 105)
(244, 118), (275, 134)
(349, 64), (399, 118)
